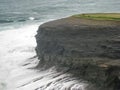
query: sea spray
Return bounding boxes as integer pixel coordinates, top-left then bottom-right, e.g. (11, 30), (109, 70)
(0, 24), (88, 90)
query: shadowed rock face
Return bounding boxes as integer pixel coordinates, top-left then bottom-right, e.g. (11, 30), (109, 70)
(35, 16), (120, 90)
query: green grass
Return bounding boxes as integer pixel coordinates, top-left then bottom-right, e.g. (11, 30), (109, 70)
(72, 13), (120, 21)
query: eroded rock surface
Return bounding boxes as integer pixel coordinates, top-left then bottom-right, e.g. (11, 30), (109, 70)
(35, 16), (120, 90)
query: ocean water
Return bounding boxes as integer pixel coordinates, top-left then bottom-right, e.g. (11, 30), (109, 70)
(0, 0), (120, 90)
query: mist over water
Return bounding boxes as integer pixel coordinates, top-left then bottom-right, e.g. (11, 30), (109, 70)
(0, 0), (120, 90)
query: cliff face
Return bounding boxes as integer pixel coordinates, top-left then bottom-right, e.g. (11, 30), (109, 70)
(35, 16), (120, 90)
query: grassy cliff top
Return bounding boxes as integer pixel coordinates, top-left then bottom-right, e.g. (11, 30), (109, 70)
(72, 13), (120, 21)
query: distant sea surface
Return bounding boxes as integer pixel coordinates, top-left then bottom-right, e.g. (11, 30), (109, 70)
(0, 0), (120, 90)
(0, 0), (120, 28)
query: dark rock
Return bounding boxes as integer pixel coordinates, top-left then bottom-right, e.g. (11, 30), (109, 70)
(35, 16), (120, 90)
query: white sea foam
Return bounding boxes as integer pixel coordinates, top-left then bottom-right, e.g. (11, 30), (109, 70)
(29, 17), (35, 21)
(0, 24), (39, 90)
(0, 24), (87, 90)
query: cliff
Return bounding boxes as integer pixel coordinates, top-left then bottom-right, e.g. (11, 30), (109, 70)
(35, 13), (120, 90)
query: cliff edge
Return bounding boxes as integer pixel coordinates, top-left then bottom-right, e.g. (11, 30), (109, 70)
(35, 13), (120, 90)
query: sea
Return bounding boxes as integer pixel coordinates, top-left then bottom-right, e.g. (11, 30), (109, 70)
(0, 0), (120, 90)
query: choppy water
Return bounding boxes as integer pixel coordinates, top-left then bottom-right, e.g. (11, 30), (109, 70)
(0, 0), (120, 90)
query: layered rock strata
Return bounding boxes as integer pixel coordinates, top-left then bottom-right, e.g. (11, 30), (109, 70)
(35, 14), (120, 90)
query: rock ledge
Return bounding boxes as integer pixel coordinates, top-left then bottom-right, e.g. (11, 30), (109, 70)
(35, 13), (120, 90)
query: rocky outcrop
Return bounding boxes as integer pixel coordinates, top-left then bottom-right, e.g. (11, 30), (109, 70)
(35, 16), (120, 90)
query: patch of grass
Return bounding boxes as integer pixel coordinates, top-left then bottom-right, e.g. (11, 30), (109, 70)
(72, 13), (120, 21)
